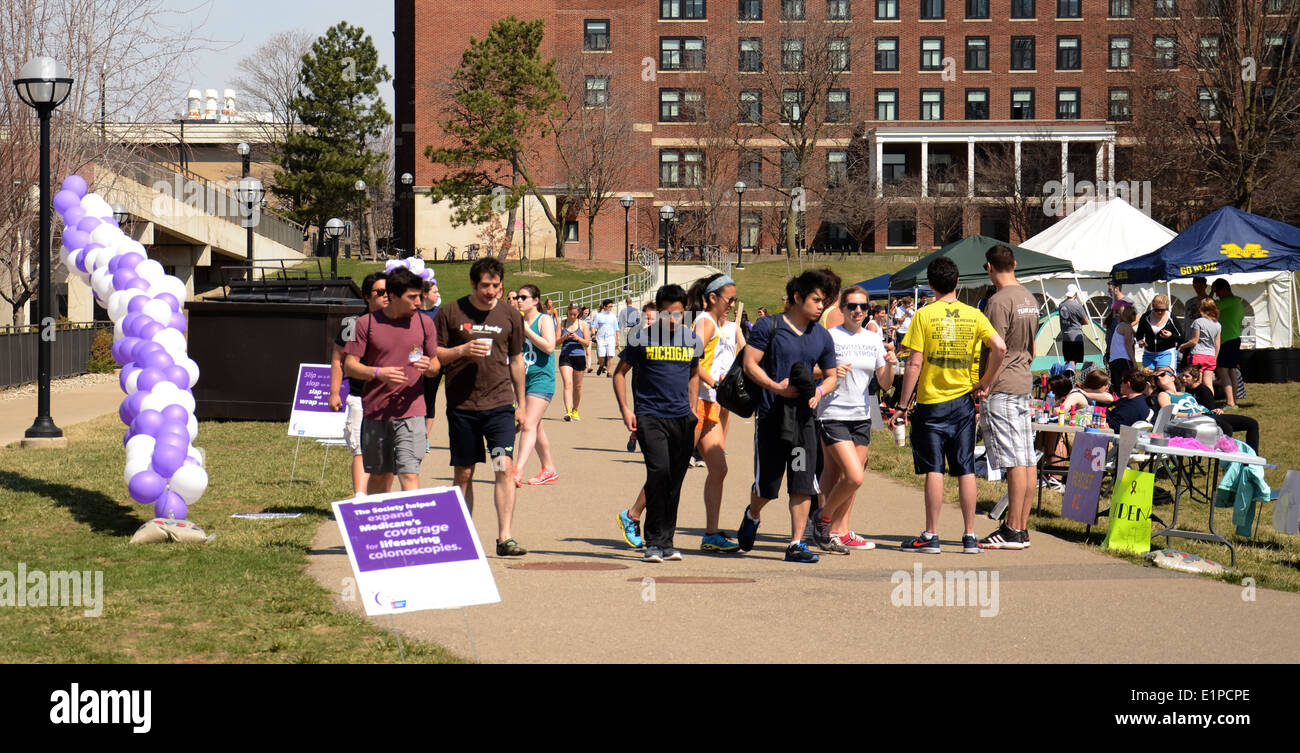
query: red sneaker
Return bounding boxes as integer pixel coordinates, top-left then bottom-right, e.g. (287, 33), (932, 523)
(839, 532), (876, 550)
(528, 469), (559, 486)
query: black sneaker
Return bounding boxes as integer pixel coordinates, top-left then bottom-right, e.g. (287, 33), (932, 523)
(737, 510), (760, 551)
(817, 535), (850, 555)
(901, 532), (941, 554)
(643, 546), (664, 563)
(961, 533), (982, 554)
(1020, 528), (1031, 548)
(784, 541), (821, 563)
(495, 538), (528, 557)
(811, 512), (832, 548)
(979, 523), (1027, 551)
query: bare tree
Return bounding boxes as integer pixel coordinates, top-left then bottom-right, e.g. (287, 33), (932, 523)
(232, 28), (313, 146)
(0, 0), (220, 324)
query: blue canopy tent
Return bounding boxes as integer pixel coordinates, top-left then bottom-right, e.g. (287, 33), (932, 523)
(852, 273), (931, 298)
(1112, 206), (1300, 283)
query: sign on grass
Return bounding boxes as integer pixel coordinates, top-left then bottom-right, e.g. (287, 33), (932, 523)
(288, 363), (347, 438)
(1061, 432), (1110, 524)
(332, 488), (500, 615)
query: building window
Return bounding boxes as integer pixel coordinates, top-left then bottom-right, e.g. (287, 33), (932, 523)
(740, 89), (763, 121)
(1057, 0), (1080, 17)
(660, 149), (705, 187)
(1109, 0), (1131, 15)
(1011, 0), (1035, 18)
(1198, 35), (1220, 68)
(782, 89), (805, 122)
(1109, 36), (1131, 69)
(875, 37), (899, 70)
(965, 88), (989, 119)
(1108, 88), (1130, 121)
(781, 150), (800, 188)
(829, 38), (850, 71)
(965, 37), (989, 70)
(827, 89), (850, 122)
(921, 0), (944, 19)
(1266, 0), (1285, 13)
(659, 89), (704, 121)
(888, 214), (916, 246)
(967, 0), (989, 18)
(661, 0), (706, 19)
(875, 89), (898, 120)
(584, 20), (610, 51)
(827, 150), (848, 187)
(1196, 0), (1221, 15)
(882, 153), (906, 182)
(739, 38), (763, 71)
(921, 38), (944, 70)
(741, 212), (760, 248)
(782, 39), (804, 70)
(1056, 87), (1080, 119)
(739, 0), (763, 20)
(921, 89), (944, 120)
(1198, 88), (1219, 120)
(1011, 36), (1035, 70)
(564, 221), (579, 242)
(661, 37), (706, 70)
(1057, 36), (1081, 69)
(782, 0), (806, 18)
(1154, 0), (1177, 17)
(740, 149), (762, 183)
(1011, 88), (1035, 119)
(876, 0), (898, 19)
(827, 0), (851, 20)
(1154, 35), (1176, 68)
(584, 76), (609, 108)
(1264, 33), (1285, 67)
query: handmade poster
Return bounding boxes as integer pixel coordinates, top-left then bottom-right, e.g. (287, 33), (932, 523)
(1103, 468), (1154, 554)
(287, 363), (348, 438)
(1062, 432), (1110, 524)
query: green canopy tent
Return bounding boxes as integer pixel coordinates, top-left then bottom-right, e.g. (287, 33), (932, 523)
(888, 235), (1076, 289)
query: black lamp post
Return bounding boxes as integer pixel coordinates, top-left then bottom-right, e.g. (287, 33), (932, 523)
(354, 179), (367, 260)
(15, 56), (72, 442)
(236, 175), (263, 264)
(734, 180), (747, 270)
(659, 204), (675, 286)
(325, 218), (345, 279)
(400, 172), (414, 256)
(237, 141), (250, 178)
(620, 194), (633, 289)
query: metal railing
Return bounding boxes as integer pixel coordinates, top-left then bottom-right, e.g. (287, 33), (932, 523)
(0, 322), (114, 389)
(558, 253), (661, 310)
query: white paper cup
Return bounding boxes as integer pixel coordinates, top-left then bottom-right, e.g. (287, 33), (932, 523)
(476, 337), (493, 355)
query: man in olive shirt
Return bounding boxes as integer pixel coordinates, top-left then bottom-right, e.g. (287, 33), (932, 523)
(1212, 278), (1244, 409)
(978, 245), (1040, 550)
(433, 257), (529, 556)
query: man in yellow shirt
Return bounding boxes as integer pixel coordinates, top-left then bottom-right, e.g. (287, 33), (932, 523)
(894, 256), (1007, 554)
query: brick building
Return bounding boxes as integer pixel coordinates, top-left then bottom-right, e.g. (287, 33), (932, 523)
(394, 0), (1189, 260)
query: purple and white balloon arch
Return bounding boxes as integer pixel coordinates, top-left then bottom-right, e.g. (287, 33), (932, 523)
(55, 175), (207, 521)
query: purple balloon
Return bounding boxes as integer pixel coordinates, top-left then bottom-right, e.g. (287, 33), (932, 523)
(156, 293), (181, 312)
(183, 456), (202, 467)
(129, 470), (167, 504)
(127, 279), (150, 293)
(161, 404), (189, 426)
(107, 254), (123, 274)
(141, 349), (174, 372)
(132, 408), (165, 438)
(61, 229), (89, 253)
(168, 311), (187, 334)
(138, 321), (164, 341)
(121, 312), (146, 338)
(111, 336), (139, 365)
(121, 390), (146, 423)
(112, 269), (140, 292)
(156, 434), (189, 454)
(123, 428), (134, 445)
(61, 174), (88, 197)
(136, 369), (166, 393)
(119, 364), (141, 393)
(154, 492), (187, 520)
(75, 217), (102, 233)
(53, 190), (81, 214)
(151, 443), (187, 478)
(117, 252), (145, 271)
(162, 365), (190, 389)
(63, 205), (86, 227)
(133, 340), (164, 361)
(118, 400), (135, 426)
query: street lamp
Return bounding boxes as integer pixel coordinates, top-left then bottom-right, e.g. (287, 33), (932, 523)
(236, 176), (264, 264)
(400, 172), (413, 256)
(734, 180), (747, 270)
(15, 56), (72, 442)
(324, 218), (346, 279)
(620, 194), (634, 289)
(659, 204), (675, 286)
(354, 179), (367, 260)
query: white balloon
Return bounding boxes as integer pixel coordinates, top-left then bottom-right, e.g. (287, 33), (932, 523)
(159, 277), (188, 303)
(153, 328), (187, 354)
(126, 435), (156, 459)
(113, 318), (126, 342)
(188, 445), (205, 465)
(136, 259), (165, 285)
(175, 390), (196, 414)
(82, 195), (113, 218)
(139, 392), (168, 414)
(91, 268), (115, 300)
(177, 358), (200, 388)
(89, 224), (122, 247)
(125, 368), (141, 395)
(150, 379), (179, 395)
(168, 464), (208, 505)
(186, 414), (198, 441)
(409, 258), (425, 273)
(122, 239), (147, 256)
(142, 299), (172, 325)
(124, 456), (151, 484)
(107, 290), (134, 322)
(59, 246), (73, 268)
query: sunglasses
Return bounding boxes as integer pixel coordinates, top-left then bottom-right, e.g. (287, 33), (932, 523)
(844, 302), (870, 312)
(1151, 308), (1167, 312)
(1156, 371), (1174, 377)
(517, 294), (532, 301)
(371, 289), (388, 297)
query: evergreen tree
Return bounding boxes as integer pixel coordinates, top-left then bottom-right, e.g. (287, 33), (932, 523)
(273, 22), (391, 250)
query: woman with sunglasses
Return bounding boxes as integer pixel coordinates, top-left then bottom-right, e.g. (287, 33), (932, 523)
(558, 303), (591, 420)
(513, 285), (559, 486)
(1136, 294), (1182, 371)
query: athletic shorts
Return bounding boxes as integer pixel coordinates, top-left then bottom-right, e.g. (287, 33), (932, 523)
(752, 411), (820, 500)
(559, 354), (587, 371)
(695, 398), (722, 425)
(910, 394), (976, 477)
(361, 415), (426, 476)
(447, 404), (517, 469)
(596, 336), (617, 357)
(980, 392), (1034, 469)
(344, 394), (365, 456)
(1142, 349), (1175, 370)
(817, 418), (871, 447)
(1062, 340), (1084, 363)
(1218, 338), (1241, 369)
(1190, 353), (1217, 372)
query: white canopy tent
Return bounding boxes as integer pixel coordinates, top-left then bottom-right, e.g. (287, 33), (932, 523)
(1019, 198), (1294, 350)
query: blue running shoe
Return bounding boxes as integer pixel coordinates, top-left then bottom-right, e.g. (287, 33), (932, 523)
(618, 509), (644, 549)
(737, 511), (760, 551)
(700, 532), (741, 553)
(784, 541), (820, 563)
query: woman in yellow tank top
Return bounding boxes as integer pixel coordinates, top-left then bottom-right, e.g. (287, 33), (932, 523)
(687, 273), (742, 553)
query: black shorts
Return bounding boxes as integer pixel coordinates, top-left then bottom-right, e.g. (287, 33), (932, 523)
(1218, 338), (1241, 369)
(1062, 339), (1084, 363)
(910, 394), (976, 477)
(447, 404), (517, 469)
(558, 353), (587, 371)
(752, 411), (820, 500)
(818, 418), (872, 447)
(423, 372), (443, 419)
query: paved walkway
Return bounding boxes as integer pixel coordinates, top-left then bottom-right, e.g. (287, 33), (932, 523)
(308, 380), (1300, 664)
(0, 380), (125, 447)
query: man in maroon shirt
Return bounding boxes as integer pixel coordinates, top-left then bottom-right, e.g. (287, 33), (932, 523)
(343, 268), (440, 495)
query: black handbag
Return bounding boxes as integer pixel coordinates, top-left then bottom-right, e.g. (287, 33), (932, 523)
(715, 315), (779, 419)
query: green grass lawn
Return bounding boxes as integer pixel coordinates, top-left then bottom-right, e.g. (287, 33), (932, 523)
(731, 255), (923, 315)
(868, 382), (1300, 592)
(0, 417), (460, 663)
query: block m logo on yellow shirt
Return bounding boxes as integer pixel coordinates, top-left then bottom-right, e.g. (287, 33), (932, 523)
(901, 301), (997, 405)
(1219, 242), (1269, 259)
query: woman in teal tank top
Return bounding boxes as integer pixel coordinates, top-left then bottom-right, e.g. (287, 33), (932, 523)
(515, 285), (559, 486)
